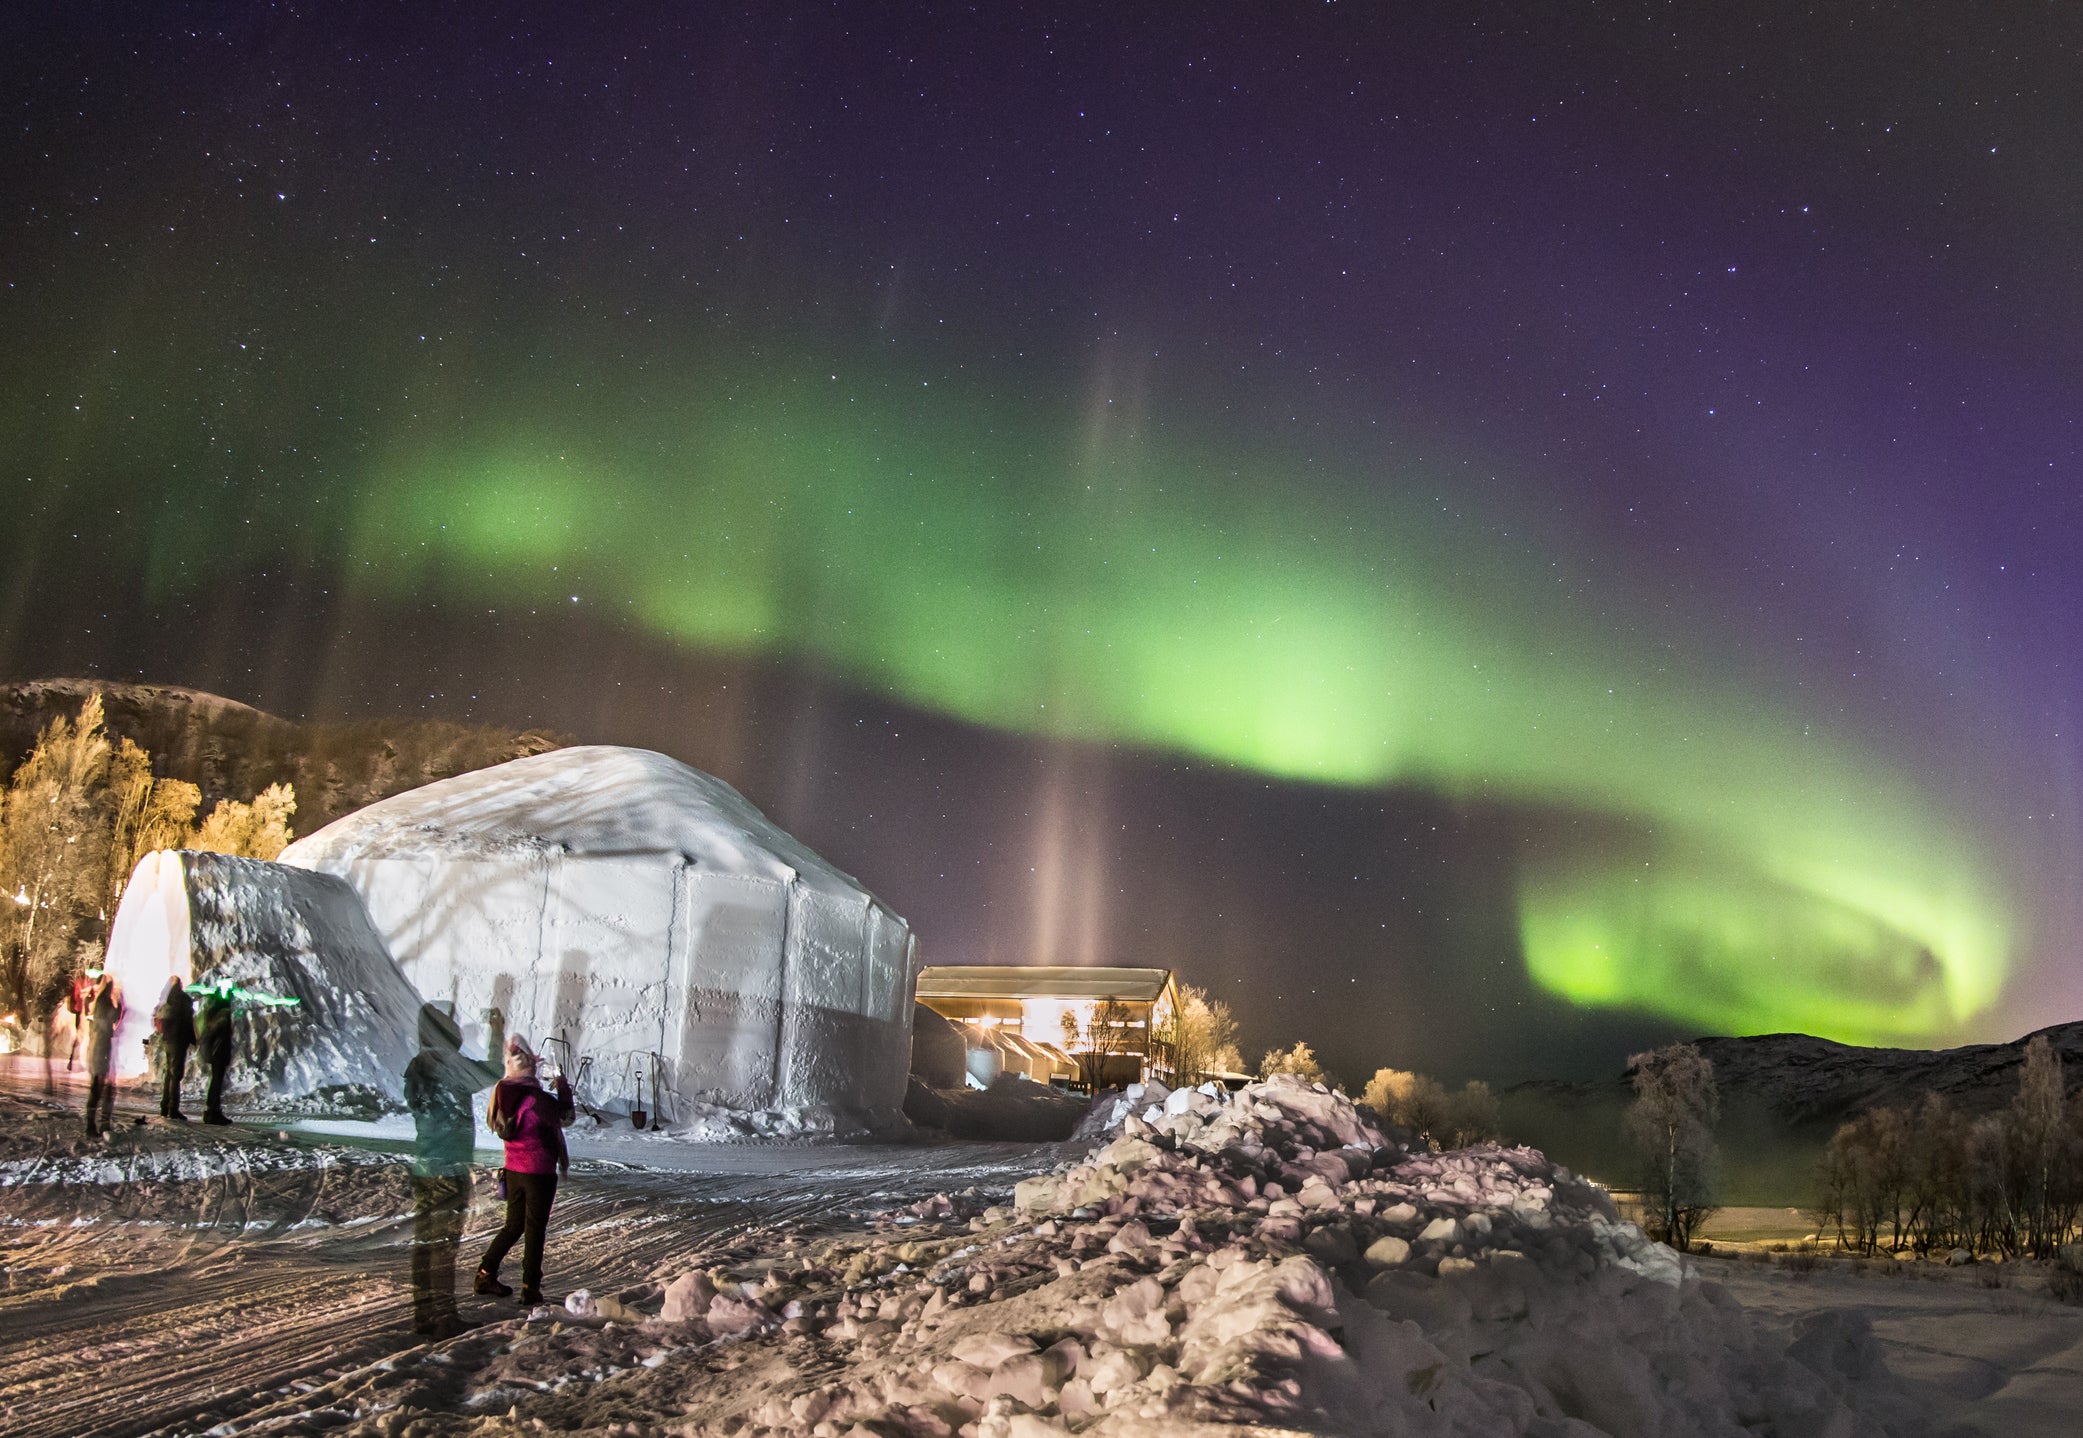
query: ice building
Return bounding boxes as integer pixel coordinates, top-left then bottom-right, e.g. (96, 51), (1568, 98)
(104, 848), (425, 1101)
(278, 746), (919, 1120)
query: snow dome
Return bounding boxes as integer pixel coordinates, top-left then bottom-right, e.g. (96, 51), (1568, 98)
(278, 746), (918, 1122)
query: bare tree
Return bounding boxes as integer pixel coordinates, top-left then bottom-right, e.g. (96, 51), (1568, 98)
(1446, 1079), (1502, 1149)
(1061, 995), (1136, 1090)
(1625, 1043), (1720, 1252)
(2012, 1035), (2066, 1258)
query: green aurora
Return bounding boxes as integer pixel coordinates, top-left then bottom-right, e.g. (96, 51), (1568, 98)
(253, 362), (2011, 1046)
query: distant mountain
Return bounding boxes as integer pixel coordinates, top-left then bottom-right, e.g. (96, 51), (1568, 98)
(0, 678), (568, 835)
(1682, 1023), (2083, 1126)
(1501, 1022), (2083, 1204)
(1512, 1022), (2083, 1128)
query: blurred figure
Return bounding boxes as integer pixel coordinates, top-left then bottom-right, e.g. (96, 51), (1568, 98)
(82, 970), (122, 1138)
(197, 982), (236, 1125)
(154, 977), (196, 1122)
(403, 1002), (501, 1338)
(64, 969), (95, 1070)
(474, 1036), (573, 1306)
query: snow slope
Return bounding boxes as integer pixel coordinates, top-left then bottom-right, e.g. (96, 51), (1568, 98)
(105, 849), (425, 1103)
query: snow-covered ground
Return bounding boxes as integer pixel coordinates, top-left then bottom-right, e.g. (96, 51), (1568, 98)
(3, 1068), (2078, 1437)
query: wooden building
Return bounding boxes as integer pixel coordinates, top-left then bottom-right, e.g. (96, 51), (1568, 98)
(915, 965), (1180, 1089)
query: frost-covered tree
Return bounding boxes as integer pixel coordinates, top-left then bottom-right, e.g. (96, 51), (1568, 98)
(192, 781), (296, 860)
(106, 736), (199, 906)
(0, 694), (116, 1022)
(1160, 982), (1240, 1085)
(1259, 1039), (1333, 1090)
(1364, 1067), (1448, 1137)
(1625, 1042), (1720, 1251)
(1364, 1067), (1500, 1149)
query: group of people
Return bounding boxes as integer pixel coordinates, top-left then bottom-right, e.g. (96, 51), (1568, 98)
(147, 975), (237, 1126)
(61, 966), (244, 1136)
(404, 1003), (573, 1336)
(64, 970), (577, 1335)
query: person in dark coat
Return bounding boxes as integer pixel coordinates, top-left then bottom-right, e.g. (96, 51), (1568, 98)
(82, 972), (123, 1138)
(197, 983), (236, 1125)
(474, 1037), (573, 1306)
(403, 1002), (501, 1337)
(154, 977), (197, 1122)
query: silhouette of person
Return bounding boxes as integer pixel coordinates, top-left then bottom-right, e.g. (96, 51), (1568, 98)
(403, 1003), (501, 1337)
(197, 982), (236, 1125)
(82, 971), (122, 1138)
(154, 977), (196, 1121)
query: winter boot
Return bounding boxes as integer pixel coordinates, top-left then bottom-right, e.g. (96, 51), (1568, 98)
(474, 1269), (512, 1297)
(520, 1288), (545, 1306)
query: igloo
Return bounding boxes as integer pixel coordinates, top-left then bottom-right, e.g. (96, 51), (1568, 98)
(277, 746), (919, 1122)
(104, 848), (425, 1102)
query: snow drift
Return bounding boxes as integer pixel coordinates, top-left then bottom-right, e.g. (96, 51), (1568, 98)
(574, 1077), (1919, 1437)
(278, 745), (918, 1126)
(104, 848), (423, 1102)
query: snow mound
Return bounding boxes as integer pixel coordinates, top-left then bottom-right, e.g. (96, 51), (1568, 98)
(281, 744), (868, 898)
(608, 1075), (1918, 1436)
(105, 850), (424, 1105)
(205, 1077), (1922, 1436)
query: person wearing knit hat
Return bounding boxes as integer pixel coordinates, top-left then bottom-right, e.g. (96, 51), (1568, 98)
(475, 1035), (574, 1305)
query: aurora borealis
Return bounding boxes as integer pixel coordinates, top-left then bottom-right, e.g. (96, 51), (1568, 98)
(5, 4), (2079, 1079)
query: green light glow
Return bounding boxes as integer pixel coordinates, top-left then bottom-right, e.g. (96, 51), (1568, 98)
(294, 367), (2015, 1041)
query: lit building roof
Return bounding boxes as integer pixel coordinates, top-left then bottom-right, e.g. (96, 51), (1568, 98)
(916, 964), (1173, 1003)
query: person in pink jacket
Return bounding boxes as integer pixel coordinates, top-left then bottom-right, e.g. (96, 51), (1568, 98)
(474, 1037), (574, 1305)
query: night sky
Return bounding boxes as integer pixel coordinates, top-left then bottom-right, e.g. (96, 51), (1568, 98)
(6, 4), (2080, 1083)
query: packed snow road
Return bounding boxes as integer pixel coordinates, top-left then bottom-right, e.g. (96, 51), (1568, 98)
(0, 1077), (1055, 1438)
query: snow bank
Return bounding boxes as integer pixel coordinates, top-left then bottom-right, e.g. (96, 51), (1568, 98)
(104, 849), (424, 1104)
(279, 745), (918, 1130)
(586, 1075), (1920, 1436)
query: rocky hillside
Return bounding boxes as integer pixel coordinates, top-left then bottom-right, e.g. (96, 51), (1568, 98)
(1684, 1022), (2083, 1126)
(1500, 1021), (2083, 1203)
(0, 678), (567, 835)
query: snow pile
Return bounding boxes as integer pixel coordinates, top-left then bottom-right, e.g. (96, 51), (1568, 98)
(286, 1074), (1916, 1437)
(105, 849), (424, 1104)
(280, 746), (917, 1129)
